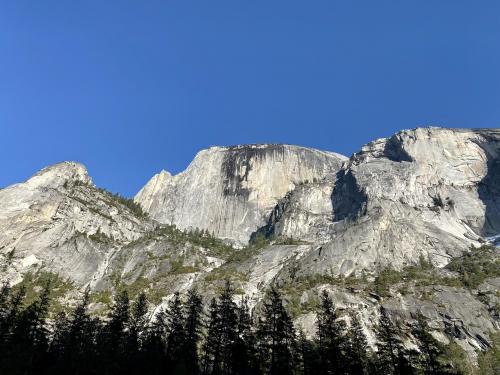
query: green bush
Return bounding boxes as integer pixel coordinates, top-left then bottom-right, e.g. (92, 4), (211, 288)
(96, 187), (147, 218)
(441, 342), (476, 374)
(90, 290), (112, 305)
(204, 268), (248, 283)
(447, 246), (500, 289)
(169, 259), (199, 274)
(13, 271), (75, 314)
(374, 267), (402, 296)
(249, 232), (270, 249)
(117, 277), (151, 299)
(477, 332), (500, 375)
(273, 237), (309, 245)
(88, 229), (113, 244)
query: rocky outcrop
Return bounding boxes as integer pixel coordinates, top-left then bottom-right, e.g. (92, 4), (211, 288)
(1, 128), (499, 356)
(135, 144), (346, 245)
(0, 162), (153, 286)
(254, 180), (338, 243)
(274, 128), (500, 277)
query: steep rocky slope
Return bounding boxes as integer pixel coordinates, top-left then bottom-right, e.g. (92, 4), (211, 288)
(135, 144), (346, 245)
(0, 128), (498, 359)
(0, 162), (154, 286)
(268, 128), (500, 276)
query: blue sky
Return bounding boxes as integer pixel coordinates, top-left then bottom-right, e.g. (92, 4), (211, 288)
(1, 1), (500, 196)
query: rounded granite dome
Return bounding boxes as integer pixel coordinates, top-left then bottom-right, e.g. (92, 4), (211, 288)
(26, 161), (92, 189)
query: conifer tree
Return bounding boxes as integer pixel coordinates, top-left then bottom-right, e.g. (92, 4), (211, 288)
(202, 298), (222, 375)
(346, 311), (369, 374)
(129, 292), (148, 346)
(218, 281), (239, 375)
(0, 285), (25, 373)
(183, 288), (203, 375)
(47, 311), (70, 372)
(412, 313), (451, 374)
(143, 308), (167, 375)
(201, 290), (263, 375)
(0, 283), (14, 350)
(99, 289), (130, 375)
(0, 276), (479, 375)
(315, 290), (346, 374)
(7, 280), (51, 374)
(256, 286), (298, 375)
(233, 296), (259, 375)
(0, 282), (10, 320)
(375, 307), (411, 374)
(165, 292), (186, 372)
(62, 287), (97, 374)
(127, 292), (148, 374)
(298, 330), (320, 375)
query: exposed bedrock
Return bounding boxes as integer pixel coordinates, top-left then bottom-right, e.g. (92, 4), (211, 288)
(135, 144), (347, 245)
(267, 128), (500, 275)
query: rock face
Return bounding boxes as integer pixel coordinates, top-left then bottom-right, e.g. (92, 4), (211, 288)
(3, 129), (500, 286)
(256, 180), (337, 243)
(267, 128), (500, 276)
(0, 162), (153, 286)
(135, 144), (346, 245)
(0, 128), (499, 355)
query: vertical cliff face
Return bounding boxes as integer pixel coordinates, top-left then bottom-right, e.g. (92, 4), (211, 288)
(135, 144), (347, 245)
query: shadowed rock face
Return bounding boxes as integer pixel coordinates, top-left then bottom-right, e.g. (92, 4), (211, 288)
(476, 130), (500, 236)
(135, 144), (346, 245)
(331, 168), (367, 222)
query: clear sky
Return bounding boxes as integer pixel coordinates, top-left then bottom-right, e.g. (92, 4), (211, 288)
(1, 1), (500, 196)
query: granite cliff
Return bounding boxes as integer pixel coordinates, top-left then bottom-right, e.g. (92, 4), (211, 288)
(0, 128), (498, 359)
(134, 144), (346, 245)
(270, 128), (500, 277)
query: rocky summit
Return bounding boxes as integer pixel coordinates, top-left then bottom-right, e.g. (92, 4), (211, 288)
(0, 127), (499, 362)
(135, 144), (346, 245)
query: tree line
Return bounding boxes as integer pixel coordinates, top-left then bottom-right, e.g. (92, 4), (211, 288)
(0, 280), (477, 375)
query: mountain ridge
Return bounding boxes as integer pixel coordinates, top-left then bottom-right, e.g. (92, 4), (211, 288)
(0, 127), (498, 359)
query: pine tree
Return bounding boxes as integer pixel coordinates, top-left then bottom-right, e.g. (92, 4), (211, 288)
(62, 287), (97, 374)
(165, 292), (186, 372)
(298, 330), (320, 375)
(47, 289), (101, 374)
(256, 286), (298, 375)
(143, 308), (167, 375)
(6, 280), (51, 374)
(127, 292), (148, 374)
(0, 285), (25, 350)
(232, 296), (259, 375)
(218, 281), (239, 375)
(0, 282), (15, 362)
(346, 311), (369, 374)
(202, 298), (222, 375)
(0, 282), (10, 321)
(183, 288), (203, 375)
(412, 313), (451, 374)
(375, 307), (410, 375)
(98, 289), (130, 375)
(315, 290), (346, 374)
(47, 311), (70, 372)
(201, 282), (242, 375)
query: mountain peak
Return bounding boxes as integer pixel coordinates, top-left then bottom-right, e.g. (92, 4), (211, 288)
(204, 143), (348, 160)
(135, 144), (346, 244)
(27, 161), (92, 189)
